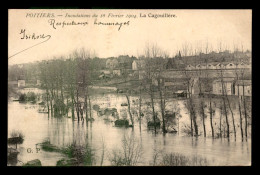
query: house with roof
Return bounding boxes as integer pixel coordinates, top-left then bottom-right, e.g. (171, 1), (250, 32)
(206, 63), (217, 69)
(185, 64), (195, 70)
(237, 61), (251, 69)
(18, 80), (26, 88)
(235, 80), (251, 96)
(215, 63), (226, 69)
(195, 63), (207, 70)
(225, 62), (236, 69)
(212, 78), (235, 95)
(132, 60), (146, 70)
(36, 80), (41, 86)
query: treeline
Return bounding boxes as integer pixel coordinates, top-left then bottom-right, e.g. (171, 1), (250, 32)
(134, 43), (251, 142)
(38, 49), (96, 123)
(8, 55), (138, 82)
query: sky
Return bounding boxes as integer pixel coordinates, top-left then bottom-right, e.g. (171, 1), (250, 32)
(8, 9), (252, 65)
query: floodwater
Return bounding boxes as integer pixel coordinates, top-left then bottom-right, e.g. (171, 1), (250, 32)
(8, 92), (251, 166)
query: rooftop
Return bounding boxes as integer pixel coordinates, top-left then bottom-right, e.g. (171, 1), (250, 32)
(235, 80), (251, 86)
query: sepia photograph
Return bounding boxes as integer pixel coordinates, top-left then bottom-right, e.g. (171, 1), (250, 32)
(8, 9), (252, 166)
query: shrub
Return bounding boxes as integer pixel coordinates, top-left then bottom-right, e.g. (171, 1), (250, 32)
(115, 119), (129, 127)
(26, 92), (37, 102)
(153, 152), (209, 166)
(40, 139), (60, 152)
(18, 94), (26, 102)
(109, 134), (143, 166)
(61, 142), (96, 166)
(9, 130), (24, 144)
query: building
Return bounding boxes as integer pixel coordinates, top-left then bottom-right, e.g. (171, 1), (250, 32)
(186, 64), (196, 70)
(8, 81), (18, 88)
(36, 80), (41, 86)
(101, 70), (111, 75)
(212, 78), (235, 95)
(132, 60), (146, 70)
(112, 69), (121, 76)
(215, 63), (226, 69)
(174, 90), (188, 97)
(18, 80), (25, 88)
(237, 61), (251, 69)
(225, 62), (236, 69)
(235, 80), (251, 96)
(185, 61), (250, 70)
(195, 63), (207, 70)
(206, 63), (217, 69)
(106, 59), (119, 69)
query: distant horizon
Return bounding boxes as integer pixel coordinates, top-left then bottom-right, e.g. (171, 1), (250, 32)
(9, 48), (251, 66)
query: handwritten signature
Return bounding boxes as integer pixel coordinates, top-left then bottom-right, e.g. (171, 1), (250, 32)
(20, 29), (51, 40)
(8, 29), (51, 59)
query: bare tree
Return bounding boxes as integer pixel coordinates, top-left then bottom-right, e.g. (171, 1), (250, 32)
(143, 43), (159, 133)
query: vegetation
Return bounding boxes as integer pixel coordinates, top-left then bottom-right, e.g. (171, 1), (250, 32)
(60, 142), (96, 166)
(108, 134), (143, 166)
(18, 92), (37, 103)
(40, 139), (60, 152)
(39, 139), (96, 166)
(8, 130), (24, 148)
(115, 119), (130, 127)
(155, 152), (208, 166)
(150, 147), (209, 166)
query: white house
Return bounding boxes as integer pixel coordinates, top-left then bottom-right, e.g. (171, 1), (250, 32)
(235, 80), (251, 96)
(215, 63), (226, 69)
(225, 62), (236, 69)
(132, 60), (146, 70)
(185, 64), (195, 70)
(206, 63), (215, 69)
(212, 78), (235, 95)
(18, 80), (26, 88)
(36, 80), (41, 86)
(101, 70), (111, 75)
(195, 64), (207, 70)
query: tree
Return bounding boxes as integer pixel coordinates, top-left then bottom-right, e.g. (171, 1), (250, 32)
(181, 43), (199, 137)
(142, 43), (159, 133)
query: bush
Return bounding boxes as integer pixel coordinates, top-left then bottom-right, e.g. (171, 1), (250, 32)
(147, 121), (161, 127)
(115, 119), (129, 127)
(61, 142), (96, 166)
(8, 130), (24, 144)
(109, 134), (143, 166)
(18, 94), (26, 102)
(26, 92), (37, 102)
(24, 159), (42, 166)
(40, 139), (60, 152)
(152, 152), (208, 166)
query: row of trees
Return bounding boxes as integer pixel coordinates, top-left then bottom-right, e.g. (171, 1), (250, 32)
(39, 48), (95, 123)
(130, 42), (251, 142)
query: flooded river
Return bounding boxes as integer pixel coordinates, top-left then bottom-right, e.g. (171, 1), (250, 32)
(8, 93), (251, 166)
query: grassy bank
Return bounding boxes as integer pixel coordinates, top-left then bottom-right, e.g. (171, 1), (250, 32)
(39, 140), (96, 166)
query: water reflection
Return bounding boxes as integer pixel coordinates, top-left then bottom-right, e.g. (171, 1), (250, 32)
(8, 93), (251, 166)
